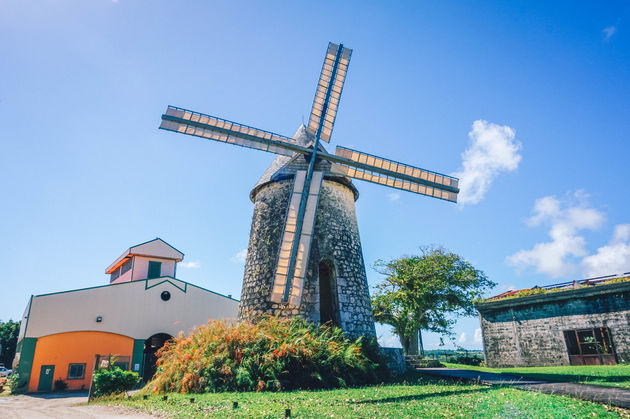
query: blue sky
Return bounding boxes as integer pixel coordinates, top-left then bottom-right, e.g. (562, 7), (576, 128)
(1, 1), (629, 350)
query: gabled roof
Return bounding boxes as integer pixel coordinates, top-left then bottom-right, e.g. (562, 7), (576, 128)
(105, 238), (184, 274)
(34, 276), (238, 302)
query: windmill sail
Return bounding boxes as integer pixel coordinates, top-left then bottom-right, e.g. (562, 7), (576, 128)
(160, 106), (299, 157)
(332, 146), (459, 202)
(270, 170), (324, 306)
(306, 43), (352, 143)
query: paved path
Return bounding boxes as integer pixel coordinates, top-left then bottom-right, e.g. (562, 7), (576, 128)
(0, 392), (153, 418)
(418, 368), (630, 409)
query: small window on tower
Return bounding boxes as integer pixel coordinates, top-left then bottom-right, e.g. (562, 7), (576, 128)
(121, 259), (132, 275)
(110, 268), (120, 282)
(148, 261), (162, 279)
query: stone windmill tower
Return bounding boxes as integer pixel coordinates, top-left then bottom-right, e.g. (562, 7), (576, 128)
(240, 126), (375, 337)
(159, 43), (459, 339)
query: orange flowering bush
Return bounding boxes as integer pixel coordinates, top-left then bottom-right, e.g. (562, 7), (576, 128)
(147, 315), (385, 393)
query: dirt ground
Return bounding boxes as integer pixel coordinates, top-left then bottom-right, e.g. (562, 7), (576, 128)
(0, 392), (154, 418)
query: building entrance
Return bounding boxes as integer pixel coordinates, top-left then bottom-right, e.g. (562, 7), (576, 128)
(37, 365), (55, 392)
(143, 333), (172, 380)
(319, 260), (340, 327)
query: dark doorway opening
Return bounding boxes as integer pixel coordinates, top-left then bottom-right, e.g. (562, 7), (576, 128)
(319, 260), (339, 327)
(564, 327), (616, 365)
(143, 333), (172, 380)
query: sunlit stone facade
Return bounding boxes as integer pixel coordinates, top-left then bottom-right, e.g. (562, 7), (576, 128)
(238, 126), (376, 338)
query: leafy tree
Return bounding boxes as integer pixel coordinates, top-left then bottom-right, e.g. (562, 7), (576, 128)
(0, 320), (20, 368)
(371, 246), (495, 355)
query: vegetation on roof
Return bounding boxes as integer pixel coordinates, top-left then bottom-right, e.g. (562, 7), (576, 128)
(480, 276), (630, 303)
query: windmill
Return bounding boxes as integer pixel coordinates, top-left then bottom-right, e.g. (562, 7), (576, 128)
(159, 42), (459, 327)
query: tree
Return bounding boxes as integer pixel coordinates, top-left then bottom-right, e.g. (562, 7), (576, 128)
(0, 320), (21, 367)
(371, 246), (495, 355)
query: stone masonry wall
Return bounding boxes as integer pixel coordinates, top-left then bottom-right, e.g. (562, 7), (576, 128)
(477, 285), (630, 367)
(239, 175), (376, 338)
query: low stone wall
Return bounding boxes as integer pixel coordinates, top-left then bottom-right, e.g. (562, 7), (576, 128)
(380, 347), (407, 375)
(476, 282), (630, 367)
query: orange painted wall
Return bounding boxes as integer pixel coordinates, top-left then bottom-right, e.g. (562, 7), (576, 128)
(28, 331), (134, 392)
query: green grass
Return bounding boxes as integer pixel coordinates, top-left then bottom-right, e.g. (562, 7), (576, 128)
(444, 363), (630, 389)
(95, 375), (625, 418)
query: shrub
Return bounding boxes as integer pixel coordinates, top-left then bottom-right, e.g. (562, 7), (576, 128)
(92, 367), (139, 397)
(54, 379), (68, 391)
(7, 371), (23, 394)
(147, 315), (387, 393)
(448, 355), (482, 366)
(441, 352), (484, 366)
(414, 359), (444, 368)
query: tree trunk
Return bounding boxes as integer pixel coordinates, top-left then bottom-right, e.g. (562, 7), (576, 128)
(400, 329), (422, 355)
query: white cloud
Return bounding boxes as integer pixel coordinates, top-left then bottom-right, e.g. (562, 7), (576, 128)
(231, 248), (248, 264)
(582, 224), (630, 277)
(527, 196), (561, 226)
(613, 224), (630, 243)
(603, 26), (617, 40)
(377, 333), (402, 348)
(388, 192), (400, 201)
(474, 328), (482, 344)
(498, 284), (516, 292)
(453, 120), (522, 205)
(458, 332), (467, 344)
(507, 192), (605, 278)
(179, 260), (200, 269)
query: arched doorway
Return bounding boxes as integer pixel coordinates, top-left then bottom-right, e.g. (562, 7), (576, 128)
(143, 333), (172, 381)
(319, 260), (340, 327)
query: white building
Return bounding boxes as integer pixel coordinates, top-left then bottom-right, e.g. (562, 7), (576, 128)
(13, 238), (239, 393)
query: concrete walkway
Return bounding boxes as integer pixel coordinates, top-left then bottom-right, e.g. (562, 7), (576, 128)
(0, 391), (152, 418)
(418, 368), (630, 409)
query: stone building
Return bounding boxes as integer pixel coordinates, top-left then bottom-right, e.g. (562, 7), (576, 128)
(239, 126), (376, 338)
(476, 275), (630, 367)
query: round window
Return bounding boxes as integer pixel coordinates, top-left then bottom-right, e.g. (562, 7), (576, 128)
(160, 291), (171, 301)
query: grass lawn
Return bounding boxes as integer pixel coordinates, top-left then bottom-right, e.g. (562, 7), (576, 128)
(443, 363), (630, 389)
(95, 375), (626, 418)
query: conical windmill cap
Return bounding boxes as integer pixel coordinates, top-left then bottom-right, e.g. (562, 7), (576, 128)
(250, 125), (358, 202)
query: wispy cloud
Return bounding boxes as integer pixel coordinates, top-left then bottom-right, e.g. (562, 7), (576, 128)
(179, 260), (200, 269)
(507, 191), (605, 278)
(231, 248), (248, 264)
(474, 328), (482, 344)
(582, 224), (630, 277)
(388, 192), (400, 201)
(603, 26), (617, 41)
(458, 332), (467, 344)
(453, 120), (522, 205)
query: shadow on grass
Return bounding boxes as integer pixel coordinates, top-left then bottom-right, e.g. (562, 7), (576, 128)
(356, 386), (493, 404)
(493, 373), (630, 385)
(388, 370), (457, 385)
